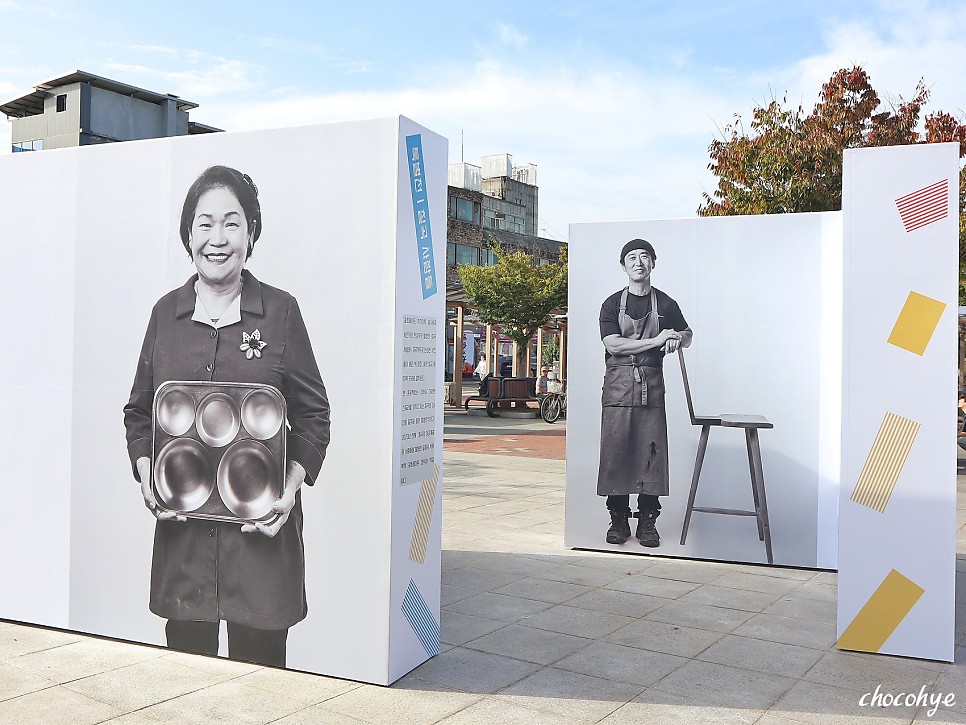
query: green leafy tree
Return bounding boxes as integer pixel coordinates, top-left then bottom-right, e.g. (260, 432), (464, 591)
(542, 336), (560, 366)
(459, 245), (568, 376)
(699, 66), (966, 301)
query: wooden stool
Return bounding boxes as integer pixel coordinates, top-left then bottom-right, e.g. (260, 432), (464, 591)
(676, 349), (774, 564)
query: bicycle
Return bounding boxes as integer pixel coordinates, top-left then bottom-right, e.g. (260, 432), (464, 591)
(540, 382), (567, 423)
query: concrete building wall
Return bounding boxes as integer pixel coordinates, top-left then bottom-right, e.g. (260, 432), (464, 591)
(6, 74), (211, 154)
(175, 107), (189, 135)
(481, 195), (527, 234)
(42, 133), (81, 150)
(481, 176), (538, 235)
(46, 83), (82, 141)
(445, 183), (563, 289)
(446, 186), (485, 287)
(13, 83), (82, 148)
(88, 86), (166, 141)
(11, 114), (47, 145)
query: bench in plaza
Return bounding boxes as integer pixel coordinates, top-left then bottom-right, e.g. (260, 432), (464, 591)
(464, 377), (540, 418)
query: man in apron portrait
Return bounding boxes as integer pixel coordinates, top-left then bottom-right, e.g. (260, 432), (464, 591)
(598, 239), (692, 547)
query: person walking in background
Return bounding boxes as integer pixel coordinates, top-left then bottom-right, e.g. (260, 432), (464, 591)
(474, 355), (488, 379)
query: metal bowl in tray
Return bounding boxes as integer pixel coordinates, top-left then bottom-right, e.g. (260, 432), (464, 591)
(151, 381), (287, 524)
(197, 392), (240, 447)
(155, 438), (214, 511)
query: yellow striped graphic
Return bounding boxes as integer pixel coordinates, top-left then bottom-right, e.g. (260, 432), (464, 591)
(886, 291), (946, 356)
(409, 465), (440, 564)
(838, 569), (925, 653)
(850, 412), (920, 513)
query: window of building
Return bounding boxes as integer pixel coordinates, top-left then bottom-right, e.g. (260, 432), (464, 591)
(482, 248), (498, 266)
(448, 196), (480, 224)
(56, 94), (67, 113)
(456, 244), (479, 265)
(12, 139), (43, 152)
(447, 243), (480, 266)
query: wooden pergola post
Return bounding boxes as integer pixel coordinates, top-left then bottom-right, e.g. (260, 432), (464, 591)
(452, 304), (464, 406)
(559, 324), (567, 382)
(491, 327), (500, 375)
(483, 325), (496, 377)
(536, 326), (544, 375)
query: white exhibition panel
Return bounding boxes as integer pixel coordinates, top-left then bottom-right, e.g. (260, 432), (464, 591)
(0, 149), (78, 626)
(0, 117), (445, 684)
(387, 118), (447, 682)
(566, 213), (842, 568)
(838, 143), (958, 662)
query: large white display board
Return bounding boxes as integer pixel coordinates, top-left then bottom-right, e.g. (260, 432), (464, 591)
(567, 144), (958, 662)
(837, 143), (958, 662)
(566, 213), (843, 568)
(0, 117), (445, 684)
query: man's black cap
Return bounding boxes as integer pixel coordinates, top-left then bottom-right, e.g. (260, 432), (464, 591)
(620, 238), (657, 264)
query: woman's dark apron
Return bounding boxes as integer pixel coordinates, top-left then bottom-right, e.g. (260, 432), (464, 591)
(597, 288), (669, 497)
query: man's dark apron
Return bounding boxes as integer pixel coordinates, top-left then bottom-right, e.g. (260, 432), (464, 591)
(597, 288), (669, 497)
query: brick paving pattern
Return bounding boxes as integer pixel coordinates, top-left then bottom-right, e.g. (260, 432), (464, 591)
(444, 428), (565, 459)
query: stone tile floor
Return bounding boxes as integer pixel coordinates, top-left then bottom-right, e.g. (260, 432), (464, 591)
(1, 410), (964, 724)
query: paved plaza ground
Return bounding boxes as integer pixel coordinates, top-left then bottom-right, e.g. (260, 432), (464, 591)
(0, 408), (964, 723)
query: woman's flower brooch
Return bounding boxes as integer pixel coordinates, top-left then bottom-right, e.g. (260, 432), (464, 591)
(240, 329), (268, 359)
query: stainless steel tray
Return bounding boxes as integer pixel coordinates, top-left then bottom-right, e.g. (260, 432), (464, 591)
(152, 381), (287, 525)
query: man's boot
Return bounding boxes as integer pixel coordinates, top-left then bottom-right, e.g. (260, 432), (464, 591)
(605, 508), (631, 544)
(635, 509), (660, 547)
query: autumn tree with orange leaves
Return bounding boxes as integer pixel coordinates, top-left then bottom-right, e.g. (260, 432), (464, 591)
(699, 66), (966, 301)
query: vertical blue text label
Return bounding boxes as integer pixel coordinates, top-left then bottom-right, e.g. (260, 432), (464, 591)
(406, 134), (437, 299)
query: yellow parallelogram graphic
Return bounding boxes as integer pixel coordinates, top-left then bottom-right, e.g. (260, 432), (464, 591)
(850, 412), (920, 513)
(409, 465), (440, 564)
(838, 569), (925, 653)
(887, 291), (946, 356)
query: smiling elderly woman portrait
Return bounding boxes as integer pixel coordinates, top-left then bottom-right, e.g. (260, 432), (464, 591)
(123, 165), (331, 668)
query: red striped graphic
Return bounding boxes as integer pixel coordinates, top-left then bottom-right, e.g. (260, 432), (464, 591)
(895, 179), (949, 232)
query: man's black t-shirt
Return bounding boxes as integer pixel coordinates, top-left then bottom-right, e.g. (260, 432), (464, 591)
(599, 287), (689, 366)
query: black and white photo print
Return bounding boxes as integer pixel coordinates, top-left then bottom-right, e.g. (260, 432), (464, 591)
(123, 165), (331, 668)
(566, 216), (842, 569)
(0, 118), (447, 684)
(596, 239), (692, 549)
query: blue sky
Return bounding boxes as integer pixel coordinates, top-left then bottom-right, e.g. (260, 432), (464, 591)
(2, 0), (964, 239)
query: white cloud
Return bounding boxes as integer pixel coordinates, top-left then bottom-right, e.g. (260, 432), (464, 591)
(256, 36), (327, 56)
(104, 51), (263, 96)
(773, 2), (966, 116)
(203, 3), (966, 237)
(497, 23), (528, 49)
(199, 58), (735, 237)
(255, 37), (373, 74)
(339, 60), (374, 75)
(6, 0), (959, 229)
(0, 0), (63, 17)
(127, 44), (182, 58)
